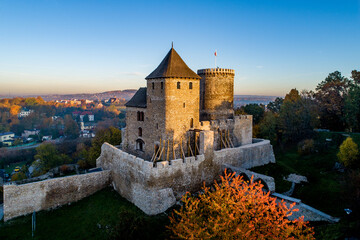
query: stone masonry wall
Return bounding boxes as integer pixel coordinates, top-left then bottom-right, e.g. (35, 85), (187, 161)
(96, 138), (275, 215)
(3, 170), (111, 221)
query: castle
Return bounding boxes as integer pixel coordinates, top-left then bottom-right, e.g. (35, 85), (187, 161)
(3, 47), (338, 223)
(122, 46), (252, 161)
(94, 47), (275, 214)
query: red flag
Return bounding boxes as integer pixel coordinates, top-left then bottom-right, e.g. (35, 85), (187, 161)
(214, 51), (217, 56)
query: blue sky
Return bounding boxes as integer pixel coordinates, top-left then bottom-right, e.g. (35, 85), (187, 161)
(0, 0), (359, 96)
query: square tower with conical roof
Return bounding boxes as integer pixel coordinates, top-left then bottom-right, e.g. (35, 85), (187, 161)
(123, 47), (201, 159)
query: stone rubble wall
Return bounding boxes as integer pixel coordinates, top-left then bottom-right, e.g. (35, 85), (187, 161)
(97, 138), (275, 215)
(3, 170), (110, 221)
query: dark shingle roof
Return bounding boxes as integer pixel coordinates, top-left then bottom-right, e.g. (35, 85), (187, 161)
(125, 88), (147, 108)
(146, 47), (200, 80)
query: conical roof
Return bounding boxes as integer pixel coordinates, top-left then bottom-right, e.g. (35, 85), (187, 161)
(146, 47), (200, 80)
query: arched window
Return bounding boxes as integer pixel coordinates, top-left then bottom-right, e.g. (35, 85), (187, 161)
(189, 82), (193, 89)
(161, 82), (164, 89)
(140, 112), (144, 121)
(137, 111), (140, 121)
(190, 118), (194, 128)
(152, 82), (154, 89)
(136, 139), (145, 151)
(177, 82), (181, 89)
(138, 127), (142, 137)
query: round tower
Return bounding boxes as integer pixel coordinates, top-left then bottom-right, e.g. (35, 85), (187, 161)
(197, 68), (235, 121)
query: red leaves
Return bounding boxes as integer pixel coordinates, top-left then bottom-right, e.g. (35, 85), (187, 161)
(167, 169), (315, 240)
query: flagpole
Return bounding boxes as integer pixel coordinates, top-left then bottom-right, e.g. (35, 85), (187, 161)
(214, 50), (217, 68)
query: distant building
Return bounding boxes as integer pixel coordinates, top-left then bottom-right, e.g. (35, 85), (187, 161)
(72, 111), (94, 122)
(22, 129), (40, 138)
(0, 132), (15, 143)
(18, 108), (34, 118)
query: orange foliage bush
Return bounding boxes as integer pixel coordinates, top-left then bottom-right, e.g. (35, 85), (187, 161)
(168, 170), (315, 240)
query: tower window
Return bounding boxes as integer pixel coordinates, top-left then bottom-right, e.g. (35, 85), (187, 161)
(136, 139), (144, 151)
(156, 123), (158, 129)
(152, 82), (154, 89)
(183, 103), (185, 108)
(190, 118), (194, 128)
(138, 127), (142, 137)
(161, 82), (164, 89)
(189, 82), (193, 89)
(138, 111), (144, 121)
(177, 82), (181, 89)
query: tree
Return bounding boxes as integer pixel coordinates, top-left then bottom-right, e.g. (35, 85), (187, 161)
(344, 69), (360, 131)
(337, 137), (359, 168)
(168, 170), (314, 239)
(258, 111), (278, 145)
(9, 105), (21, 116)
(267, 97), (284, 113)
(87, 127), (122, 167)
(64, 115), (79, 139)
(11, 172), (27, 181)
(35, 143), (71, 172)
(315, 71), (350, 131)
(243, 104), (265, 124)
(278, 89), (319, 144)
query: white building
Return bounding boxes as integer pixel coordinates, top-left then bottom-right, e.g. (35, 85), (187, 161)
(18, 109), (34, 118)
(22, 129), (40, 138)
(0, 132), (15, 143)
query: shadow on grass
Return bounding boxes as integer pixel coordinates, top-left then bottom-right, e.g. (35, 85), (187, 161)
(0, 187), (170, 240)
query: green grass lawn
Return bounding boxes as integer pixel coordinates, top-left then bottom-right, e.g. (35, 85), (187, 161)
(0, 187), (170, 240)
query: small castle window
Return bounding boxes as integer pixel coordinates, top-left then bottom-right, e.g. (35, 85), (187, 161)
(183, 103), (185, 108)
(189, 82), (193, 89)
(152, 82), (154, 89)
(137, 111), (140, 121)
(156, 123), (158, 129)
(177, 82), (181, 89)
(140, 112), (144, 121)
(136, 139), (144, 151)
(190, 118), (194, 128)
(138, 127), (142, 137)
(161, 82), (164, 89)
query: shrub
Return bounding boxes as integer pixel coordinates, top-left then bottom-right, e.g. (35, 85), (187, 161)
(337, 137), (359, 168)
(11, 172), (27, 181)
(59, 164), (70, 174)
(168, 170), (315, 239)
(298, 139), (315, 155)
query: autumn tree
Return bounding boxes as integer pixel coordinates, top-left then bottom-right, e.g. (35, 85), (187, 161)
(337, 137), (359, 168)
(168, 170), (314, 239)
(315, 71), (350, 131)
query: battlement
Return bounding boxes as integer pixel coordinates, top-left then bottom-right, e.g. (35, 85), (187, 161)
(197, 68), (235, 75)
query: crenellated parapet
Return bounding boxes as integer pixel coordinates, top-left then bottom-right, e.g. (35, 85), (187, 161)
(197, 68), (235, 75)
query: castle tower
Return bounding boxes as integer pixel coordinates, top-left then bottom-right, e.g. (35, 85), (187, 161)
(197, 68), (235, 121)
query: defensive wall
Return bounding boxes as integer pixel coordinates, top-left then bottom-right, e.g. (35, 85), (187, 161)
(3, 170), (110, 221)
(96, 137), (275, 215)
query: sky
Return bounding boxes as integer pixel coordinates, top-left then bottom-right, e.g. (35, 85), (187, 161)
(0, 0), (359, 97)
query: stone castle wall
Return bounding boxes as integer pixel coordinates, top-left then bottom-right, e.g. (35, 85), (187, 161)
(3, 170), (110, 221)
(96, 138), (275, 215)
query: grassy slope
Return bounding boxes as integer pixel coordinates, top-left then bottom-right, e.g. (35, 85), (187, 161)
(251, 132), (360, 239)
(0, 188), (169, 240)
